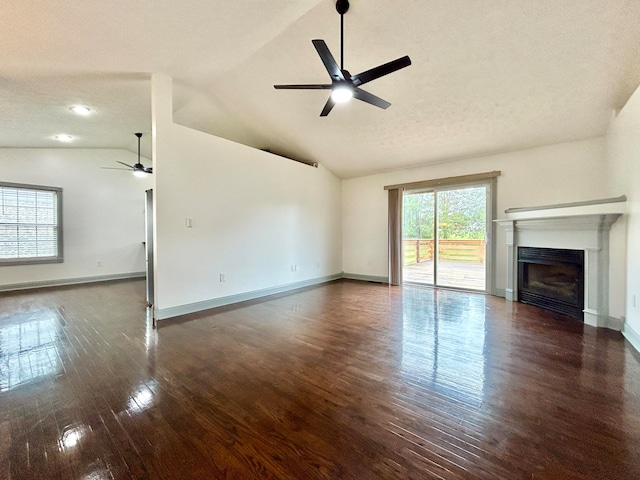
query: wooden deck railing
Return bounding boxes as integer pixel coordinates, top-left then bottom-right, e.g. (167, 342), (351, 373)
(403, 239), (485, 265)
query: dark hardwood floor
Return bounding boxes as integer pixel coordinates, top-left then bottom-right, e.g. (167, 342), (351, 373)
(1, 279), (639, 479)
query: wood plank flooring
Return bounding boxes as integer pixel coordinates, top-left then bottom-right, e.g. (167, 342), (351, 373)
(1, 279), (639, 479)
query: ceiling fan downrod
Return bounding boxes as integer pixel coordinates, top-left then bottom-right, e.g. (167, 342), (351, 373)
(135, 132), (142, 166)
(336, 0), (349, 70)
(132, 132), (149, 176)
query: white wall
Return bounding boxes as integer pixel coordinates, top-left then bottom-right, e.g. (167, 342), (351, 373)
(606, 85), (640, 348)
(0, 148), (152, 288)
(342, 137), (609, 293)
(152, 75), (342, 318)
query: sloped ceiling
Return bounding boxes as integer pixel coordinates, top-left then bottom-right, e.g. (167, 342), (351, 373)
(2, 0), (640, 178)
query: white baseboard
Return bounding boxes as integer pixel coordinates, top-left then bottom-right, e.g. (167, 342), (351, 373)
(341, 272), (389, 283)
(0, 272), (146, 292)
(623, 322), (640, 354)
(495, 288), (506, 298)
(155, 273), (342, 321)
(604, 316), (625, 331)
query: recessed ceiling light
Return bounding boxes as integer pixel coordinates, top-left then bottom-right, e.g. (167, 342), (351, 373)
(54, 134), (73, 142)
(70, 105), (92, 115)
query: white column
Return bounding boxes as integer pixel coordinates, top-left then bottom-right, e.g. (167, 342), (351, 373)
(497, 220), (516, 301)
(583, 247), (600, 326)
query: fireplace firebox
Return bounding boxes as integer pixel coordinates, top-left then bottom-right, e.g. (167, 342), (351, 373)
(518, 247), (584, 320)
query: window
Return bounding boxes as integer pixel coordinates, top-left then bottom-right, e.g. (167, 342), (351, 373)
(0, 182), (63, 265)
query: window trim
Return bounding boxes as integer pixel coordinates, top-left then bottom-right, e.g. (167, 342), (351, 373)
(384, 170), (501, 191)
(0, 181), (64, 266)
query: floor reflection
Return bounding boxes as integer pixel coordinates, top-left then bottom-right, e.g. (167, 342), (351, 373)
(401, 287), (487, 404)
(59, 423), (88, 451)
(0, 309), (64, 391)
(126, 380), (158, 415)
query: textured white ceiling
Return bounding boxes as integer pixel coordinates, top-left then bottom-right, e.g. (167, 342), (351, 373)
(1, 0), (640, 178)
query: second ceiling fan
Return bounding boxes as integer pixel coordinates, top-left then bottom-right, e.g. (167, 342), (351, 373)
(274, 0), (412, 116)
(102, 133), (152, 176)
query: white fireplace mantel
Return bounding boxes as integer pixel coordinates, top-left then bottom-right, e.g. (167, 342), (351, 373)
(496, 196), (625, 330)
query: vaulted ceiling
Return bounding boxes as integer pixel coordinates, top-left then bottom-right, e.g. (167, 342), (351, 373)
(2, 1), (640, 178)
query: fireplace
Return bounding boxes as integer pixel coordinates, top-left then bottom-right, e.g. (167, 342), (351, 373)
(496, 200), (624, 329)
(518, 247), (584, 320)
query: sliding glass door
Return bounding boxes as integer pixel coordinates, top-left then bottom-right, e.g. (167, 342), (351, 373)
(402, 191), (435, 284)
(402, 184), (488, 291)
(435, 185), (487, 290)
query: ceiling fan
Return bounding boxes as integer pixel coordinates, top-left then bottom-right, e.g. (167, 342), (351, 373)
(274, 0), (411, 116)
(102, 133), (152, 176)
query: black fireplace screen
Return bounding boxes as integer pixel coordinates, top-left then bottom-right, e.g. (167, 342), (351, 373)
(518, 247), (584, 320)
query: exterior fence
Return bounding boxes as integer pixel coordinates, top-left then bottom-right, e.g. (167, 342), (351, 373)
(403, 239), (485, 265)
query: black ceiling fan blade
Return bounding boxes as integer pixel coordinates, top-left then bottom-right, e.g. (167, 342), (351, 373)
(353, 87), (391, 109)
(116, 161), (135, 169)
(320, 96), (337, 117)
(101, 167), (132, 171)
(312, 39), (345, 82)
(351, 56), (412, 87)
(274, 84), (333, 90)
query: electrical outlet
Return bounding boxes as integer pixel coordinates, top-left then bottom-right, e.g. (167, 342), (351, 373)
(219, 273), (225, 282)
(97, 261), (102, 267)
(291, 265), (295, 272)
(633, 294), (637, 308)
(295, 265), (299, 271)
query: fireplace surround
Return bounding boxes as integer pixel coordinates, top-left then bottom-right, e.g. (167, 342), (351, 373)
(496, 196), (625, 329)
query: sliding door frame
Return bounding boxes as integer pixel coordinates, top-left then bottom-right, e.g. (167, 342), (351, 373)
(387, 171), (500, 295)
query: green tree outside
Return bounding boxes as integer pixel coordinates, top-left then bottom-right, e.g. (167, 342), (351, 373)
(403, 187), (486, 240)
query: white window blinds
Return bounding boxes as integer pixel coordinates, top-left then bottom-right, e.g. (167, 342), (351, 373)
(0, 183), (62, 263)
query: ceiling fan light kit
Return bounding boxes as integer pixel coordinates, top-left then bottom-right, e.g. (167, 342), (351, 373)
(274, 0), (411, 116)
(331, 86), (353, 103)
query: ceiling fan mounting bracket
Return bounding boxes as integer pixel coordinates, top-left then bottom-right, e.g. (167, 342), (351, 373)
(336, 0), (349, 15)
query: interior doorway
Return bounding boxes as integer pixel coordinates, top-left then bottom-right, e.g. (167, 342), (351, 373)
(402, 184), (488, 291)
(145, 189), (154, 307)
